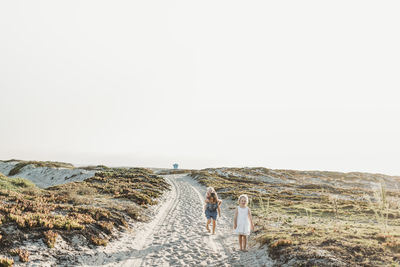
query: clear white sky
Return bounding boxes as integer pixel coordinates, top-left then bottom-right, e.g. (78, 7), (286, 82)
(1, 1), (399, 175)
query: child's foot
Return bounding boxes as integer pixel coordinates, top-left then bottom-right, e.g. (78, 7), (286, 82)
(206, 225), (210, 232)
(242, 249), (248, 252)
(212, 231), (215, 235)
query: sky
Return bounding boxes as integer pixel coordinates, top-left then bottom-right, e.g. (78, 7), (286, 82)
(1, 1), (399, 175)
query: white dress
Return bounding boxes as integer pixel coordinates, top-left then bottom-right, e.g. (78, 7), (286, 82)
(235, 206), (250, 236)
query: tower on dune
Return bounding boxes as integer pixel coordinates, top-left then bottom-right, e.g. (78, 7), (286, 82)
(173, 163), (179, 169)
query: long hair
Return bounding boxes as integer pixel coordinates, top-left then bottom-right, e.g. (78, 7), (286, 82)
(206, 187), (216, 195)
(209, 192), (217, 203)
(206, 187), (218, 199)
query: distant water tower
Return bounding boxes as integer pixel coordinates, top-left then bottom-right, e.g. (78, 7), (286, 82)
(173, 163), (179, 169)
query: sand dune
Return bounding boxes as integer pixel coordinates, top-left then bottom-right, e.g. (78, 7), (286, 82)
(0, 161), (95, 188)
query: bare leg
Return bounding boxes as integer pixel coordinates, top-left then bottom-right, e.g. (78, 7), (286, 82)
(212, 219), (216, 234)
(243, 235), (248, 252)
(206, 219), (211, 232)
(239, 235), (243, 251)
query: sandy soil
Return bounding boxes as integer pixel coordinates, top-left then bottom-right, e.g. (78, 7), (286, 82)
(73, 174), (272, 266)
(11, 174), (272, 266)
(0, 161), (95, 188)
(110, 174), (272, 267)
(118, 174), (271, 267)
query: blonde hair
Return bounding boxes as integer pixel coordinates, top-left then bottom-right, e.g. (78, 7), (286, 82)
(206, 187), (216, 194)
(238, 194), (249, 205)
(206, 187), (219, 202)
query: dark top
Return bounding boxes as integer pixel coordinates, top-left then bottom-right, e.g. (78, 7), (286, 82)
(206, 202), (218, 212)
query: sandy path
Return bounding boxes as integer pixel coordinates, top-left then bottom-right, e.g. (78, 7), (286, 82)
(133, 174), (229, 266)
(74, 174), (272, 267)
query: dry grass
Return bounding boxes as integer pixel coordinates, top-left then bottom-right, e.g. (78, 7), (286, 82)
(9, 248), (29, 262)
(7, 160), (74, 176)
(157, 169), (193, 175)
(191, 167), (400, 266)
(0, 174), (36, 191)
(90, 236), (108, 246)
(0, 257), (14, 267)
(385, 240), (400, 253)
(80, 165), (109, 171)
(44, 230), (58, 248)
(270, 239), (293, 248)
(0, 167), (170, 263)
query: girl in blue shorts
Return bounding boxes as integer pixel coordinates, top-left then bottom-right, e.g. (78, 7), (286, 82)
(205, 192), (221, 234)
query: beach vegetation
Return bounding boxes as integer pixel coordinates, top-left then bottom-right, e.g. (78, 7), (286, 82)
(7, 160), (74, 176)
(0, 167), (170, 260)
(0, 257), (13, 267)
(9, 248), (29, 262)
(191, 167), (400, 266)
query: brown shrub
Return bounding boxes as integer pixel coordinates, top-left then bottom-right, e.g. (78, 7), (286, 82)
(270, 239), (293, 249)
(376, 233), (392, 242)
(44, 230), (58, 248)
(0, 167), (169, 257)
(97, 221), (114, 234)
(9, 248), (29, 262)
(0, 257), (14, 267)
(90, 236), (108, 246)
(76, 186), (97, 196)
(125, 207), (149, 222)
(384, 240), (400, 253)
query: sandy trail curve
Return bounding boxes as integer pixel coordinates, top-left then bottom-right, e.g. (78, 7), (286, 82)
(77, 174), (272, 267)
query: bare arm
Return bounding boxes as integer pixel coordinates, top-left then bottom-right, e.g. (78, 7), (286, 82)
(215, 193), (222, 206)
(233, 207), (238, 229)
(204, 197), (209, 211)
(217, 205), (221, 217)
(248, 208), (254, 231)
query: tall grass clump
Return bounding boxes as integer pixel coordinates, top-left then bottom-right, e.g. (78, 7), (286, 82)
(0, 174), (36, 192)
(8, 160), (74, 176)
(367, 182), (389, 232)
(329, 194), (339, 219)
(258, 195), (270, 216)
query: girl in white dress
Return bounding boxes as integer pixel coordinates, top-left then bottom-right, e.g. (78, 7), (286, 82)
(233, 194), (254, 251)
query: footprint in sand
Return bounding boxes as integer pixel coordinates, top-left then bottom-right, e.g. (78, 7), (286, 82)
(75, 174), (272, 267)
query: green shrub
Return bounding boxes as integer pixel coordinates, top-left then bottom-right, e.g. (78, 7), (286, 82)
(0, 174), (36, 191)
(8, 161), (74, 176)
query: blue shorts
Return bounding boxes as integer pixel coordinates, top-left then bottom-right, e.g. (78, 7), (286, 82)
(205, 209), (218, 220)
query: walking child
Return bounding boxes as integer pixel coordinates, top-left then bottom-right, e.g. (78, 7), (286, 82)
(233, 194), (254, 252)
(205, 187), (222, 206)
(205, 192), (221, 234)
